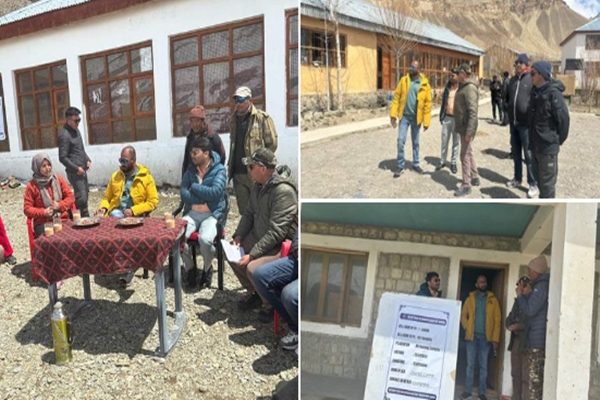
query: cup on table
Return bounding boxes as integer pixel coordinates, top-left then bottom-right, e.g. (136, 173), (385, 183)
(72, 209), (81, 220)
(53, 216), (63, 232)
(44, 222), (54, 237)
(165, 213), (175, 229)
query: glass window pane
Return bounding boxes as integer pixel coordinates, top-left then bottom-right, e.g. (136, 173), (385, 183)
(110, 79), (131, 117)
(131, 46), (153, 74)
(174, 66), (200, 109)
(174, 37), (199, 65)
(85, 57), (105, 81)
(303, 253), (323, 317)
(174, 112), (190, 138)
(289, 15), (298, 45)
(56, 90), (69, 107)
(135, 78), (153, 95)
(233, 23), (263, 54)
(301, 28), (310, 46)
(52, 64), (68, 87)
(87, 83), (109, 121)
(135, 117), (156, 141)
(20, 95), (35, 127)
(22, 129), (37, 150)
(202, 31), (229, 60)
(289, 48), (298, 95)
(205, 107), (230, 134)
(18, 72), (32, 93)
(345, 258), (367, 326)
(324, 256), (345, 319)
(37, 93), (53, 126)
(108, 52), (128, 77)
(203, 62), (230, 105)
(112, 120), (133, 143)
(136, 96), (154, 113)
(233, 55), (263, 100)
(289, 98), (298, 127)
(40, 127), (56, 149)
(34, 68), (50, 90)
(90, 122), (110, 144)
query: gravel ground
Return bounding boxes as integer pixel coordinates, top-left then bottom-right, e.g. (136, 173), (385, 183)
(0, 186), (297, 400)
(301, 105), (600, 199)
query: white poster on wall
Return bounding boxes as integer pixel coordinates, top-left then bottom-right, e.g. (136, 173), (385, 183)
(0, 97), (5, 141)
(364, 293), (461, 400)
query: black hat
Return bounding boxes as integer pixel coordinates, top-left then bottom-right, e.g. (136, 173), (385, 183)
(242, 148), (277, 169)
(456, 63), (471, 74)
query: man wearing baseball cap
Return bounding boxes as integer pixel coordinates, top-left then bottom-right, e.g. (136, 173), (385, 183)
(230, 148), (297, 311)
(516, 255), (550, 399)
(229, 86), (278, 215)
(528, 61), (570, 198)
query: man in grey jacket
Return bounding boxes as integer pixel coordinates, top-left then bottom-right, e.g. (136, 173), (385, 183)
(58, 107), (91, 217)
(453, 64), (480, 197)
(516, 255), (549, 400)
(230, 148), (297, 311)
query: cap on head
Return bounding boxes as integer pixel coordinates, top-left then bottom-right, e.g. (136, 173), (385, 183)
(528, 255), (549, 275)
(190, 105), (206, 119)
(515, 53), (530, 65)
(531, 61), (552, 81)
(451, 67), (460, 74)
(234, 86), (252, 99)
(457, 63), (471, 75)
(242, 148), (277, 169)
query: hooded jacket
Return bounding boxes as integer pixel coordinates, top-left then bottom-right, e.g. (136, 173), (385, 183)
(439, 80), (458, 122)
(517, 274), (549, 349)
(99, 164), (158, 216)
(506, 71), (532, 126)
(180, 151), (227, 222)
(390, 73), (432, 129)
(461, 290), (501, 342)
(182, 127), (226, 177)
(528, 79), (570, 155)
(415, 282), (443, 298)
(233, 165), (297, 259)
(454, 75), (479, 137)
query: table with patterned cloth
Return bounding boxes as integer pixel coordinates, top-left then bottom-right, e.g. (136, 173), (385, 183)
(32, 217), (188, 357)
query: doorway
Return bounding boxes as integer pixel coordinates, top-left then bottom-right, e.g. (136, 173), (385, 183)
(456, 261), (508, 397)
(0, 74), (10, 153)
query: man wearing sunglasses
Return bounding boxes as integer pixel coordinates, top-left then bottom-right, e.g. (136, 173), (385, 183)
(228, 86), (278, 215)
(58, 107), (91, 217)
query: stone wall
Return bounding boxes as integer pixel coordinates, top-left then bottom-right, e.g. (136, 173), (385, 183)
(301, 92), (390, 114)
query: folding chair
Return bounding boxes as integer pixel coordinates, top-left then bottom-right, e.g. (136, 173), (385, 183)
(274, 240), (292, 335)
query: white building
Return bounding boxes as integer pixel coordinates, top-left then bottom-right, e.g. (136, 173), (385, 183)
(0, 0), (298, 185)
(560, 14), (600, 89)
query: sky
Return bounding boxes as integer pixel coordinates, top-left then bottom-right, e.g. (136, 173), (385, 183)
(565, 0), (600, 18)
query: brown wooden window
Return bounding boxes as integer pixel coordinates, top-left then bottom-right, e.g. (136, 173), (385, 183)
(81, 42), (156, 144)
(0, 74), (10, 152)
(286, 9), (299, 127)
(170, 17), (265, 136)
(16, 61), (69, 150)
(300, 28), (347, 68)
(586, 34), (600, 50)
(301, 248), (367, 327)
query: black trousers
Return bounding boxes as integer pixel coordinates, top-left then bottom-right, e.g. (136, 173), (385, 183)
(67, 172), (90, 217)
(531, 153), (558, 198)
(492, 97), (503, 121)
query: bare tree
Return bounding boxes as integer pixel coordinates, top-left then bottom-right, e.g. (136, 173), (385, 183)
(320, 0), (346, 111)
(371, 0), (421, 86)
(580, 37), (600, 111)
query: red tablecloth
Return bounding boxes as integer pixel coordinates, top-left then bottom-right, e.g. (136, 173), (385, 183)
(32, 217), (187, 285)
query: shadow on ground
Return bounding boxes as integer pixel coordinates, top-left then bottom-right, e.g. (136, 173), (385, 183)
(252, 347), (297, 375)
(11, 261), (43, 287)
(482, 148), (511, 160)
(478, 167), (510, 185)
(480, 186), (520, 198)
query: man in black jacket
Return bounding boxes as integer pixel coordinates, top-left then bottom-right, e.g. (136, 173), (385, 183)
(415, 271), (443, 297)
(490, 75), (503, 122)
(528, 61), (570, 198)
(505, 54), (538, 198)
(506, 276), (531, 400)
(181, 105), (226, 175)
(501, 71), (510, 127)
(58, 107), (91, 217)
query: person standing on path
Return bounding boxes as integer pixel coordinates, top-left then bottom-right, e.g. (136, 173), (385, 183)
(501, 71), (510, 127)
(437, 68), (460, 174)
(58, 106), (91, 217)
(528, 61), (570, 199)
(506, 276), (532, 400)
(389, 60), (432, 178)
(490, 75), (504, 122)
(453, 63), (480, 197)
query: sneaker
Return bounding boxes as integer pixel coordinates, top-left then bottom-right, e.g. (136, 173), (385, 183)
(450, 164), (457, 174)
(471, 178), (480, 186)
(527, 185), (539, 199)
(506, 179), (521, 188)
(238, 292), (262, 311)
(392, 168), (403, 178)
(119, 271), (135, 286)
(5, 255), (17, 265)
(478, 395), (488, 400)
(460, 393), (471, 400)
(257, 307), (274, 323)
(280, 331), (298, 350)
(454, 186), (471, 197)
(412, 165), (423, 174)
(435, 163), (445, 171)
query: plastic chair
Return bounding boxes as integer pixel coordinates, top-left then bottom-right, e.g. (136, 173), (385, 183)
(274, 240), (292, 335)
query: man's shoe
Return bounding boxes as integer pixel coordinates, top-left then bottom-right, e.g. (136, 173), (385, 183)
(435, 163), (445, 171)
(199, 267), (213, 288)
(471, 178), (480, 186)
(5, 255), (17, 266)
(450, 164), (457, 174)
(506, 179), (521, 188)
(478, 395), (488, 400)
(412, 165), (423, 174)
(527, 185), (539, 199)
(257, 307), (274, 323)
(119, 271), (135, 286)
(280, 331), (298, 351)
(459, 392), (471, 400)
(454, 186), (471, 197)
(392, 168), (403, 178)
(238, 292), (262, 311)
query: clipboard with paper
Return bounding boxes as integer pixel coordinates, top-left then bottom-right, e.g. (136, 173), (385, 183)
(220, 239), (245, 263)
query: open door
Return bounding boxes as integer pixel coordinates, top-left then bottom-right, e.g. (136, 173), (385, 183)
(0, 73), (10, 153)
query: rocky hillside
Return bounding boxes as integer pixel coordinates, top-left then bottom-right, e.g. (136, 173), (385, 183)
(410, 0), (588, 59)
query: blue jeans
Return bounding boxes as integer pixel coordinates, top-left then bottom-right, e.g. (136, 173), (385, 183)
(465, 335), (491, 395)
(181, 210), (217, 272)
(251, 256), (298, 332)
(510, 124), (536, 186)
(397, 116), (420, 169)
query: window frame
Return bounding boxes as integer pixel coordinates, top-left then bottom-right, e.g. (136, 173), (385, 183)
(286, 8), (299, 127)
(80, 40), (156, 145)
(565, 58), (583, 71)
(15, 60), (69, 150)
(300, 27), (347, 68)
(169, 16), (266, 136)
(586, 34), (600, 50)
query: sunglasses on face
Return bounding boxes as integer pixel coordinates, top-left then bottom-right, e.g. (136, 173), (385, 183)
(118, 158), (130, 165)
(234, 97), (248, 104)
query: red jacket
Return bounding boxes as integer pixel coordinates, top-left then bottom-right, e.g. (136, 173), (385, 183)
(24, 175), (75, 228)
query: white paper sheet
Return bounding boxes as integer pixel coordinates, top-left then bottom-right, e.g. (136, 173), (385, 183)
(220, 240), (245, 263)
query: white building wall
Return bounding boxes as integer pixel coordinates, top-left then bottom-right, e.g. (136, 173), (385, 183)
(561, 33), (600, 89)
(0, 0), (298, 185)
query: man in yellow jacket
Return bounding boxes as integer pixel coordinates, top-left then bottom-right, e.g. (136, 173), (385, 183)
(460, 275), (501, 400)
(389, 60), (432, 178)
